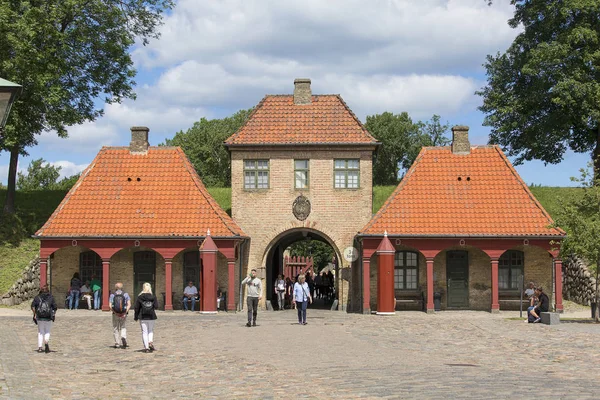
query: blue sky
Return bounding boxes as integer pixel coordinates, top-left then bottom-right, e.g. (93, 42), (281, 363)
(0, 0), (589, 186)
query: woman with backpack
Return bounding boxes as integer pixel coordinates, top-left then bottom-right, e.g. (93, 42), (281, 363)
(31, 285), (57, 353)
(133, 282), (158, 353)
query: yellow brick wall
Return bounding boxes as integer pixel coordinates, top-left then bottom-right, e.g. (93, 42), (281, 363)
(231, 148), (374, 309)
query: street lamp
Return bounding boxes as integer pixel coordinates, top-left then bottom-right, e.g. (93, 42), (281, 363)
(0, 78), (23, 131)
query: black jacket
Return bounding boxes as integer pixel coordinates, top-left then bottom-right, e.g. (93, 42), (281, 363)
(31, 293), (58, 321)
(537, 292), (550, 313)
(134, 293), (158, 320)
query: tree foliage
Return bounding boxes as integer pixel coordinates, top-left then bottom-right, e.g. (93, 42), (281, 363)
(477, 0), (600, 170)
(0, 0), (174, 212)
(16, 158), (80, 191)
(366, 113), (451, 185)
(288, 239), (335, 273)
(165, 109), (253, 187)
(553, 164), (600, 319)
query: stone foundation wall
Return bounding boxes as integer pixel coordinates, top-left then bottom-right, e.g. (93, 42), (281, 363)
(1, 257), (40, 306)
(563, 256), (598, 305)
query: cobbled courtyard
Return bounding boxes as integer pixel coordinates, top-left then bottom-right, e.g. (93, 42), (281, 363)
(1, 308), (599, 399)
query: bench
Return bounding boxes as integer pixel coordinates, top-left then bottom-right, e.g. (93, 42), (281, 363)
(499, 292), (530, 311)
(540, 312), (560, 325)
(395, 292), (425, 311)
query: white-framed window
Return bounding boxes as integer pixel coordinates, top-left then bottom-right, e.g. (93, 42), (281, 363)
(294, 159), (309, 189)
(244, 159), (269, 189)
(334, 159), (359, 189)
(394, 251), (418, 290)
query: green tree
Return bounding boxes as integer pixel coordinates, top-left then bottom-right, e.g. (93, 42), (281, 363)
(17, 158), (61, 190)
(165, 109), (253, 187)
(407, 115), (452, 170)
(288, 239), (335, 273)
(477, 0), (600, 171)
(553, 164), (600, 320)
(54, 173), (81, 191)
(365, 112), (419, 185)
(0, 0), (174, 213)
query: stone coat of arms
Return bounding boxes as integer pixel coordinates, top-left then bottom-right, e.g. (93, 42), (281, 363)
(292, 195), (311, 221)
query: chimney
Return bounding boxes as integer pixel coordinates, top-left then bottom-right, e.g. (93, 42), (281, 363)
(293, 78), (312, 105)
(451, 125), (470, 155)
(130, 126), (150, 154)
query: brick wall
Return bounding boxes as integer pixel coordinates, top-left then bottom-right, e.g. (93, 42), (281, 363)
(231, 148), (374, 309)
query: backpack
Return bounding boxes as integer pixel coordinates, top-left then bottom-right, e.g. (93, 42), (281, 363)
(141, 299), (154, 316)
(113, 293), (126, 314)
(37, 297), (52, 319)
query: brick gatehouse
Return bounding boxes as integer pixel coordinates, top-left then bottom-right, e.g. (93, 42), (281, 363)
(36, 79), (565, 314)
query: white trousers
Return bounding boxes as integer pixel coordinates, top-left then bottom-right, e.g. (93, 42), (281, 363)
(112, 314), (127, 344)
(37, 320), (52, 348)
(82, 294), (92, 309)
(139, 320), (155, 349)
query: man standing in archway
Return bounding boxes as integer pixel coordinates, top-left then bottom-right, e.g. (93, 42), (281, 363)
(242, 269), (262, 327)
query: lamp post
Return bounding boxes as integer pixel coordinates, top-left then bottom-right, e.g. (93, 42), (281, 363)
(0, 78), (23, 131)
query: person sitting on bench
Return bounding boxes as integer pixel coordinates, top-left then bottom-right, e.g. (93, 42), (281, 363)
(528, 286), (549, 323)
(182, 281), (199, 311)
(80, 281), (93, 310)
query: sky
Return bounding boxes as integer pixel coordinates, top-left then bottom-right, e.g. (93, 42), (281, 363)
(0, 0), (590, 186)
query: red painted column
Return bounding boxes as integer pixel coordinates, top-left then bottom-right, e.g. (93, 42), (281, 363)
(200, 234), (218, 313)
(491, 259), (500, 313)
(362, 258), (371, 314)
(227, 259), (235, 311)
(554, 258), (564, 313)
(102, 260), (110, 311)
(165, 259), (173, 311)
(426, 258), (434, 313)
(39, 259), (48, 288)
(377, 234), (396, 314)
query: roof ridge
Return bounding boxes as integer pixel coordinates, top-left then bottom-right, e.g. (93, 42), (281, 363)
(360, 147), (429, 233)
(334, 94), (379, 143)
(35, 148), (105, 236)
(175, 148), (245, 237)
(493, 146), (565, 234)
(224, 95), (266, 145)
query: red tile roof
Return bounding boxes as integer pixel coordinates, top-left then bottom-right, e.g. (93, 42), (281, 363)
(35, 147), (244, 238)
(361, 146), (565, 237)
(225, 95), (378, 145)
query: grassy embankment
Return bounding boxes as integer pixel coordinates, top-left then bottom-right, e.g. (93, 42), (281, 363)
(0, 186), (581, 295)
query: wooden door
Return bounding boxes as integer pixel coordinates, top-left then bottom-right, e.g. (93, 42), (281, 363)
(447, 251), (469, 308)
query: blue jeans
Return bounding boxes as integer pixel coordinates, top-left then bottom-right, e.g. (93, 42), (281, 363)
(296, 300), (307, 323)
(527, 306), (536, 322)
(183, 297), (196, 311)
(93, 290), (101, 310)
(69, 290), (80, 310)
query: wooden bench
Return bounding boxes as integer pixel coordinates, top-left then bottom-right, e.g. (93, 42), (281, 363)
(395, 291), (425, 311)
(499, 292), (530, 311)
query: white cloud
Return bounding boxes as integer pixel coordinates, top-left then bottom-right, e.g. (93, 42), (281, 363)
(49, 161), (88, 179)
(38, 122), (120, 153)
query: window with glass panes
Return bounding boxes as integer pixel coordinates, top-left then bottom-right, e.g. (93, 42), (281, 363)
(79, 251), (102, 283)
(394, 251), (418, 290)
(498, 251), (524, 290)
(294, 159), (309, 189)
(244, 160), (269, 189)
(334, 159), (359, 188)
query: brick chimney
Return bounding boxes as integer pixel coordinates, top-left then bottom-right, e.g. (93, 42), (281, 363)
(130, 126), (150, 154)
(451, 125), (470, 155)
(293, 78), (312, 105)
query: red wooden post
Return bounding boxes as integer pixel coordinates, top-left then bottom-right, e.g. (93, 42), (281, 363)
(39, 259), (48, 288)
(491, 259), (500, 313)
(554, 258), (564, 313)
(227, 259), (235, 311)
(200, 233), (218, 313)
(376, 233), (395, 315)
(102, 260), (110, 311)
(165, 259), (173, 311)
(362, 257), (371, 314)
(426, 258), (434, 313)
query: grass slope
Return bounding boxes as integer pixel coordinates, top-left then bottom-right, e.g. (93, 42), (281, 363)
(0, 238), (39, 295)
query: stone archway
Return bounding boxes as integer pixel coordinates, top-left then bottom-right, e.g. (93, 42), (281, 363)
(262, 228), (343, 310)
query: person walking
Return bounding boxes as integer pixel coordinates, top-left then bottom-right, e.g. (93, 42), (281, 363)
(241, 269), (262, 327)
(134, 282), (158, 353)
(274, 274), (285, 311)
(109, 282), (131, 349)
(68, 272), (82, 310)
(293, 274), (312, 325)
(31, 285), (57, 353)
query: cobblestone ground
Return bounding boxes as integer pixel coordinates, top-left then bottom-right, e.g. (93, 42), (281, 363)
(1, 308), (600, 399)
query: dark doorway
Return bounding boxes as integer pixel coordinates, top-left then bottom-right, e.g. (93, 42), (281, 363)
(134, 251), (156, 301)
(183, 251), (202, 310)
(446, 250), (469, 308)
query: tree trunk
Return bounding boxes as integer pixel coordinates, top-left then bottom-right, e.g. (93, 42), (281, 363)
(2, 147), (19, 214)
(594, 126), (600, 180)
